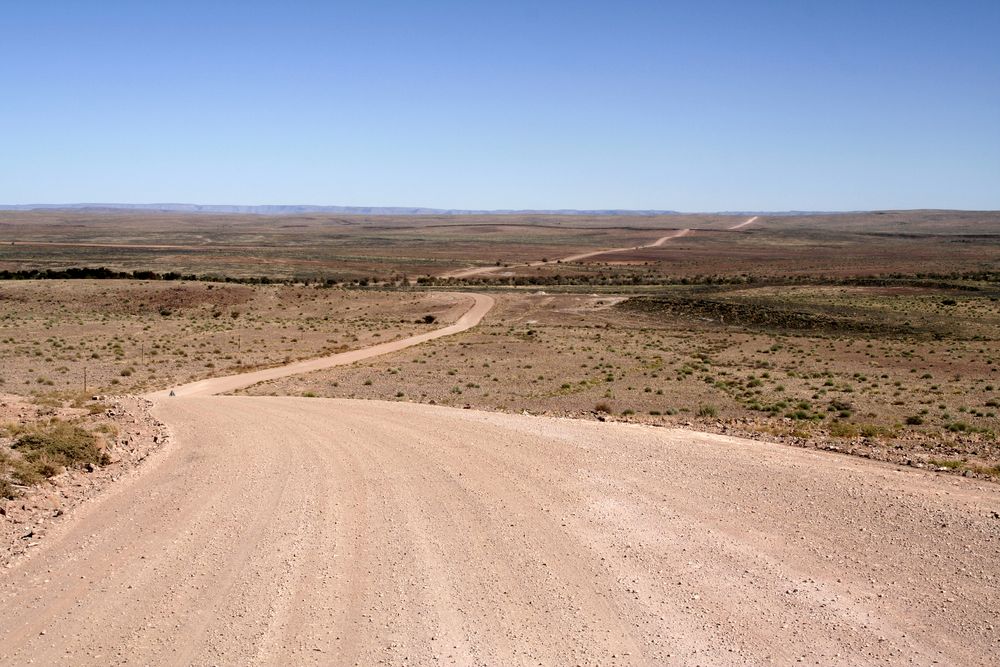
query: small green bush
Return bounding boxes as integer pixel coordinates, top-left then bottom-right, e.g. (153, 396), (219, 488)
(859, 424), (881, 438)
(928, 458), (963, 469)
(12, 420), (107, 474)
(829, 421), (859, 438)
(1, 421), (106, 496)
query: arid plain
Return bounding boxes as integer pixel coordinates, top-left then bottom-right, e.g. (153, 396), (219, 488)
(1, 209), (999, 665)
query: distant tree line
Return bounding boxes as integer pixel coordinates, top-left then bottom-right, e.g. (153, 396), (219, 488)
(0, 267), (280, 284)
(415, 270), (999, 289)
(0, 266), (995, 290)
(0, 266), (362, 286)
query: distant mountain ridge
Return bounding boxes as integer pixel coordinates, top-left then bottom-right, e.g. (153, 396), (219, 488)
(0, 203), (689, 216)
(0, 203), (861, 216)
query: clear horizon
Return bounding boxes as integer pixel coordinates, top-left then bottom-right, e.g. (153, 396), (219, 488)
(2, 1), (998, 211)
(2, 202), (997, 214)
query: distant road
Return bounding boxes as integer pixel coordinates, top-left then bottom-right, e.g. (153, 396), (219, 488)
(443, 228), (692, 279)
(728, 215), (759, 230)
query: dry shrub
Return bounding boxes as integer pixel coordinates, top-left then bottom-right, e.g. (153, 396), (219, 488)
(5, 420), (107, 492)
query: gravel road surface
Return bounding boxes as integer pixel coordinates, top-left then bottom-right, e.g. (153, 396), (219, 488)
(2, 397), (997, 665)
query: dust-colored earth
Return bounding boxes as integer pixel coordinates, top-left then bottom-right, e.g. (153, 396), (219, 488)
(1, 396), (998, 665)
(2, 214), (1000, 665)
(1, 294), (999, 665)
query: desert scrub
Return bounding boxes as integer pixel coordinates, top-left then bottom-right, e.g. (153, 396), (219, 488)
(0, 450), (42, 498)
(828, 421), (859, 438)
(7, 419), (107, 481)
(927, 458), (964, 470)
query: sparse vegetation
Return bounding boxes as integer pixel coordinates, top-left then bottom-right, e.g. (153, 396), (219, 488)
(1, 420), (106, 496)
(238, 284), (1000, 476)
(697, 405), (718, 418)
(1, 208), (998, 478)
(0, 282), (464, 395)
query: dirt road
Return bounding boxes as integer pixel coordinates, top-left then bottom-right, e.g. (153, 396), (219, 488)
(148, 292), (494, 398)
(728, 215), (759, 230)
(443, 216), (758, 279)
(443, 229), (691, 279)
(2, 397), (997, 665)
(3, 287), (998, 664)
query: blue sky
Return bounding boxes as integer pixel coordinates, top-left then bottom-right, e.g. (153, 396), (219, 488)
(1, 1), (998, 210)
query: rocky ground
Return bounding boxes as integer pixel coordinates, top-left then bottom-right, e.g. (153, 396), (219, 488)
(0, 393), (168, 567)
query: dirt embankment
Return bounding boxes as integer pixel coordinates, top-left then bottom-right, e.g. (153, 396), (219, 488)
(1, 394), (169, 567)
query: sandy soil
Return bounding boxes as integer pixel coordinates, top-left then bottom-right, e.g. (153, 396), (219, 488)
(1, 397), (997, 665)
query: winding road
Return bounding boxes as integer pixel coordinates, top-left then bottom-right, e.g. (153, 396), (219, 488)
(443, 229), (692, 279)
(148, 293), (494, 399)
(2, 269), (999, 664)
(443, 214), (759, 279)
